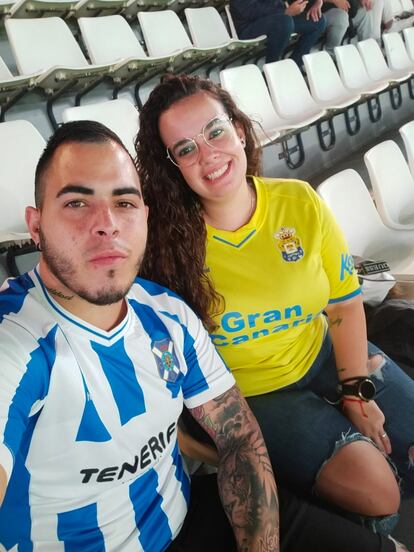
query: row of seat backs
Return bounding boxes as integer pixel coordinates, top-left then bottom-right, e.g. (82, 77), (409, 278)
(219, 31), (414, 146)
(317, 122), (414, 275)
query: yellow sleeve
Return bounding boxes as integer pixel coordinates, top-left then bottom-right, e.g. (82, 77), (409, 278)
(316, 191), (361, 304)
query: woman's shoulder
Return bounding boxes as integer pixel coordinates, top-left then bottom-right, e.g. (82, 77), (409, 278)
(254, 176), (318, 203)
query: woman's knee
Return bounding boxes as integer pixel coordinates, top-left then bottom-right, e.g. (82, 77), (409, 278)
(315, 440), (400, 516)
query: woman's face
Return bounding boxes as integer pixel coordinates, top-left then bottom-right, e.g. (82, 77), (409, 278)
(158, 91), (247, 205)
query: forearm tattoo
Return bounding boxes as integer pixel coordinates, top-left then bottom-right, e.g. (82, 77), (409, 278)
(191, 387), (279, 552)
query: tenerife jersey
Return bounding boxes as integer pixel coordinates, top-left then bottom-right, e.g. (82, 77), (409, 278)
(0, 268), (234, 551)
(206, 177), (360, 396)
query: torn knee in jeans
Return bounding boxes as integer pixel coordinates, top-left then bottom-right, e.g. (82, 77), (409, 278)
(367, 353), (385, 376)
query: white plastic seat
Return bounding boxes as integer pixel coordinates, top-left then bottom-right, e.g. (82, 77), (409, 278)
(303, 51), (361, 110)
(364, 140), (414, 230)
(73, 0), (128, 18)
(382, 32), (414, 74)
(263, 59), (325, 129)
(317, 168), (414, 274)
(78, 15), (171, 89)
(400, 0), (414, 13)
(123, 0), (175, 21)
(0, 120), (44, 246)
(62, 98), (139, 156)
(138, 10), (221, 73)
(0, 55), (39, 117)
(220, 64), (284, 145)
(5, 17), (112, 92)
(185, 6), (266, 65)
(334, 44), (389, 95)
(0, 0), (15, 16)
(403, 27), (414, 62)
(357, 38), (411, 82)
(9, 0), (77, 18)
(400, 119), (414, 175)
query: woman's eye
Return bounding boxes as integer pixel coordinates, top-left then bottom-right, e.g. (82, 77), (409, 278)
(177, 143), (196, 157)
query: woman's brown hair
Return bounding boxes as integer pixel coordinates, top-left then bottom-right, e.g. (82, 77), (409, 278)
(136, 74), (261, 330)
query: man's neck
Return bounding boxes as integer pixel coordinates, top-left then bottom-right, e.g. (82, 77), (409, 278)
(38, 263), (127, 332)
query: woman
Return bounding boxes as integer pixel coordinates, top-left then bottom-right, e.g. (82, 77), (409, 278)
(135, 74), (414, 536)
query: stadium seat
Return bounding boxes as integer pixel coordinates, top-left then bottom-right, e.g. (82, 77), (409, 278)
(263, 59), (326, 128)
(0, 0), (15, 16)
(78, 15), (172, 105)
(303, 50), (361, 110)
(185, 6), (266, 67)
(317, 168), (414, 274)
(122, 0), (175, 21)
(0, 55), (39, 120)
(73, 0), (127, 18)
(364, 140), (414, 230)
(0, 119), (44, 275)
(219, 64), (283, 145)
(5, 17), (113, 128)
(138, 9), (221, 73)
(403, 27), (414, 62)
(382, 32), (414, 74)
(399, 119), (414, 175)
(9, 0), (77, 18)
(334, 44), (389, 95)
(62, 98), (139, 155)
(357, 38), (411, 82)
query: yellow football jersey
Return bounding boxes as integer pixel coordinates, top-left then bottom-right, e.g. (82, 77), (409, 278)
(206, 177), (361, 396)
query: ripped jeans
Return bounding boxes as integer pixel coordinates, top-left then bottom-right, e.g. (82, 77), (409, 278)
(246, 335), (414, 534)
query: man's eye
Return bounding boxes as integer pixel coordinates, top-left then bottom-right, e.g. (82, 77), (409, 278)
(65, 200), (85, 208)
(117, 201), (136, 208)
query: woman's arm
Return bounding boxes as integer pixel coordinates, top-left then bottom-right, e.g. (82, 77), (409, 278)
(177, 425), (219, 467)
(325, 295), (391, 453)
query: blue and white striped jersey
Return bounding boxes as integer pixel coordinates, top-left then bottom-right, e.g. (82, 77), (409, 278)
(0, 268), (234, 551)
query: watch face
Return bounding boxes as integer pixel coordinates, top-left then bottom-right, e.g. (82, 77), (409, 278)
(359, 379), (376, 401)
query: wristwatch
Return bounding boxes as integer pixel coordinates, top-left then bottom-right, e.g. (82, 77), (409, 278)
(337, 376), (376, 402)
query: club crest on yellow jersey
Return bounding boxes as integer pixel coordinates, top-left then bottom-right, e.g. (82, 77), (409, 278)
(274, 227), (304, 262)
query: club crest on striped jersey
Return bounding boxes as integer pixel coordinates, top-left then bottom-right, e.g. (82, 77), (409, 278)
(152, 338), (181, 382)
(274, 227), (304, 262)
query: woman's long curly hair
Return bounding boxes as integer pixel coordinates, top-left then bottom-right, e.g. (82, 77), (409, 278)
(136, 74), (262, 330)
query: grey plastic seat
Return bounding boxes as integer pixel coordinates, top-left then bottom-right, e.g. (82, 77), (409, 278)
(0, 55), (39, 120)
(62, 98), (139, 156)
(9, 0), (77, 18)
(5, 17), (113, 127)
(317, 168), (414, 274)
(185, 6), (266, 66)
(383, 31), (414, 74)
(400, 119), (414, 175)
(364, 140), (414, 230)
(138, 9), (221, 73)
(78, 15), (172, 104)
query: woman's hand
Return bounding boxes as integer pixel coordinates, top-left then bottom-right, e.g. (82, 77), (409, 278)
(285, 0), (308, 16)
(342, 398), (392, 455)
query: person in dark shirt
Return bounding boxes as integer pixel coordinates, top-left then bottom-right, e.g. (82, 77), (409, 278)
(230, 0), (326, 65)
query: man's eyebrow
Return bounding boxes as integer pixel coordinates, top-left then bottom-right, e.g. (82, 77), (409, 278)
(112, 187), (142, 199)
(56, 184), (94, 198)
(56, 185), (142, 199)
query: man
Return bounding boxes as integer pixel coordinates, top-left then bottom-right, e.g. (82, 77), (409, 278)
(0, 121), (278, 551)
(230, 0), (326, 66)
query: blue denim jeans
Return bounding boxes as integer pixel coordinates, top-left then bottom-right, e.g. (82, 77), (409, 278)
(246, 335), (414, 533)
(238, 11), (326, 65)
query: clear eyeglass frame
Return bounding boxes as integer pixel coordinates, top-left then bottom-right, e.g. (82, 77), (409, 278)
(166, 115), (235, 168)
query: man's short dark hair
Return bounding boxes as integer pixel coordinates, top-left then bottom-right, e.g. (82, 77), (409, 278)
(34, 120), (133, 208)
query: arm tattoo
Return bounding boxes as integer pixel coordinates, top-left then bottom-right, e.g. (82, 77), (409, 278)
(328, 316), (343, 328)
(191, 387), (279, 552)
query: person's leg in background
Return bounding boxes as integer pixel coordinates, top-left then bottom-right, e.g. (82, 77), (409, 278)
(290, 11), (326, 66)
(323, 7), (350, 54)
(238, 12), (295, 63)
(352, 0), (384, 40)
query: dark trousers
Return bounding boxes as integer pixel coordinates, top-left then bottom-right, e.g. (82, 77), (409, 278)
(168, 474), (395, 552)
(238, 11), (326, 65)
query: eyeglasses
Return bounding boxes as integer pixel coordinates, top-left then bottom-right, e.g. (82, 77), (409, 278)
(166, 115), (237, 168)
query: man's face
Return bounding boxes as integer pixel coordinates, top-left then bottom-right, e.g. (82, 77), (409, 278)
(26, 140), (148, 306)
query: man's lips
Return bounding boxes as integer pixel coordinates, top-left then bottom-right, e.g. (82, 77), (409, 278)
(89, 251), (128, 265)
